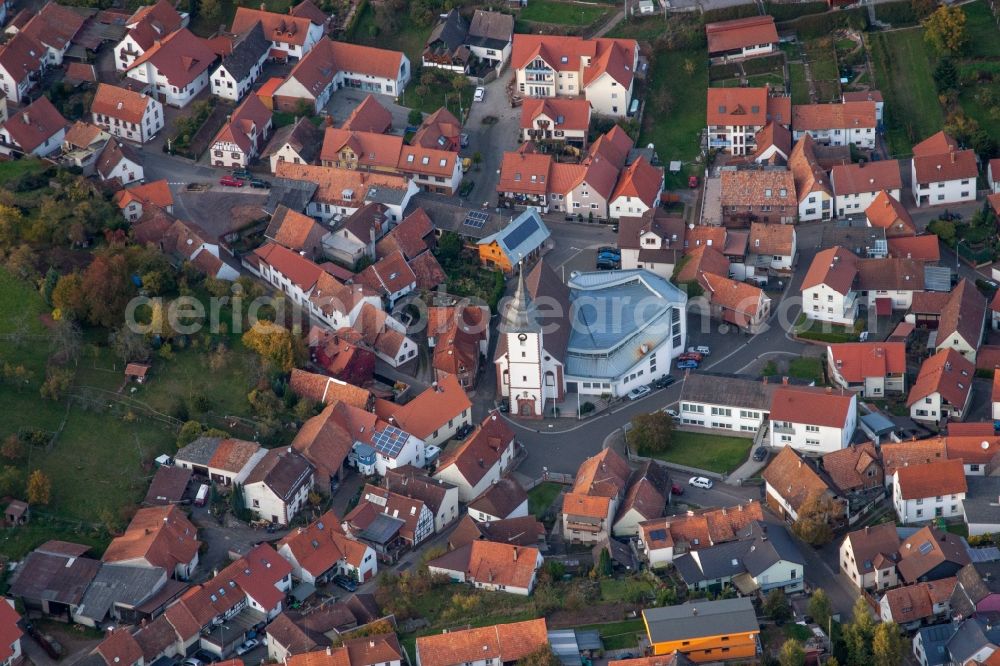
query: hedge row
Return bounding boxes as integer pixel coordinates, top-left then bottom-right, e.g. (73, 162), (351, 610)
(777, 6), (869, 40)
(763, 1), (828, 22)
(702, 3), (758, 23)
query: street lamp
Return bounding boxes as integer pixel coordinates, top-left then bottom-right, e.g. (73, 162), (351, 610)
(956, 238), (969, 270)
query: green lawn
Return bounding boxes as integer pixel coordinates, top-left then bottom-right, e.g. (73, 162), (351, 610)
(640, 48), (706, 177)
(804, 41), (839, 80)
(606, 16), (667, 41)
(0, 268), (51, 374)
(747, 72), (785, 88)
(788, 357), (825, 384)
(868, 28), (943, 156)
(598, 577), (654, 603)
(645, 431), (752, 474)
(789, 62), (810, 104)
(519, 0), (610, 26)
(963, 1), (1000, 58)
(527, 481), (563, 517)
(348, 1), (431, 65)
(575, 619), (647, 650)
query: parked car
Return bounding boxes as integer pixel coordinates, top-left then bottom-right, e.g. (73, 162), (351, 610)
(671, 483), (684, 496)
(752, 447), (768, 462)
(231, 169), (252, 179)
(664, 408), (679, 418)
(333, 575), (358, 592)
(219, 176), (244, 187)
(596, 260), (619, 270)
(182, 659), (203, 666)
(499, 398), (509, 413)
(689, 476), (713, 489)
(654, 375), (675, 389)
(235, 639), (259, 656)
(676, 360), (699, 370)
(249, 178), (270, 189)
(454, 423), (475, 441)
(688, 345), (711, 356)
(688, 175), (699, 188)
(627, 386), (651, 401)
(474, 87), (485, 102)
(460, 133), (470, 148)
(598, 246), (620, 256)
(193, 650), (218, 664)
(677, 352), (703, 362)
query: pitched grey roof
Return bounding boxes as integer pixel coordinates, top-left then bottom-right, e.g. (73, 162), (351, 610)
(740, 521), (804, 575)
(76, 564), (168, 622)
(262, 116), (323, 164)
(951, 561), (1000, 618)
(426, 9), (468, 52)
(175, 436), (222, 466)
(643, 597), (758, 643)
(477, 208), (551, 262)
(673, 539), (749, 584)
(221, 21), (268, 82)
(265, 178), (318, 215)
(947, 618), (1000, 665)
(962, 476), (1000, 528)
(467, 10), (513, 49)
(680, 372), (778, 411)
(914, 623), (957, 666)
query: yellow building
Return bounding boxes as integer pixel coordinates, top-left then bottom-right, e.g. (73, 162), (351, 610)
(475, 208), (550, 275)
(643, 598), (760, 663)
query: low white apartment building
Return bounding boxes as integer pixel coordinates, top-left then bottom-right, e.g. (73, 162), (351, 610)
(908, 348), (974, 423)
(678, 373), (775, 434)
(230, 7), (324, 61)
(892, 459), (967, 524)
(839, 522), (901, 591)
(125, 29), (216, 108)
(90, 83), (163, 144)
(706, 86), (791, 156)
(768, 385), (858, 454)
(830, 161), (902, 218)
(792, 101), (877, 149)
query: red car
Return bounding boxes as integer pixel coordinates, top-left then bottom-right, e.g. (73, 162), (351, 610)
(678, 351), (703, 362)
(671, 483), (684, 496)
(219, 176), (244, 187)
(688, 175), (699, 188)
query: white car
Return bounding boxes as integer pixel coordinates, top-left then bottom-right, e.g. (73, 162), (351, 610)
(664, 408), (679, 418)
(689, 476), (713, 489)
(627, 386), (651, 401)
(235, 639), (259, 656)
(474, 87), (485, 102)
(688, 345), (711, 356)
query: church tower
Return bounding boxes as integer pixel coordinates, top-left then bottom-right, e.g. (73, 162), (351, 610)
(497, 265), (546, 417)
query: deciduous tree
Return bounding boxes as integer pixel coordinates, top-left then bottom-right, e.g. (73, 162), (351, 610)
(242, 321), (300, 372)
(873, 622), (904, 666)
(808, 588), (833, 632)
(924, 5), (967, 54)
(52, 273), (85, 321)
(26, 469), (51, 505)
(844, 596), (876, 665)
(764, 588), (792, 621)
(627, 411), (674, 454)
(81, 253), (132, 328)
(516, 646), (561, 666)
(791, 489), (838, 545)
(778, 639), (806, 666)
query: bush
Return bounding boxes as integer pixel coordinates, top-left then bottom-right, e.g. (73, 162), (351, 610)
(779, 7), (869, 39)
(580, 401), (596, 415)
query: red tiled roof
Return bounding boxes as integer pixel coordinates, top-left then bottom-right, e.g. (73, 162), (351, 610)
(707, 87), (769, 126)
(881, 439), (947, 478)
(427, 540), (540, 589)
(936, 278), (986, 350)
(895, 458), (967, 500)
(866, 191), (915, 237)
(822, 442), (882, 492)
(792, 101), (876, 131)
(213, 93), (271, 155)
(128, 28), (217, 89)
(342, 94), (393, 133)
(770, 385), (854, 428)
(610, 156), (662, 206)
(232, 7), (314, 46)
(700, 272), (767, 318)
(706, 15), (778, 54)
(2, 96), (68, 153)
(912, 130), (959, 157)
(762, 447), (833, 513)
(907, 348), (974, 408)
(278, 509), (370, 576)
(254, 241), (328, 292)
(416, 619), (549, 666)
(827, 342), (906, 382)
(942, 434), (1000, 465)
(0, 32), (45, 87)
(511, 34), (637, 88)
(887, 235), (940, 262)
(102, 505), (200, 572)
(788, 133), (831, 201)
(676, 244), (729, 284)
(0, 599), (22, 665)
(321, 128), (403, 169)
(115, 179), (174, 211)
(373, 374), (470, 440)
(913, 148), (977, 184)
(897, 526), (969, 584)
(573, 447), (631, 498)
(831, 160), (902, 195)
(801, 246), (858, 294)
(436, 412), (513, 488)
(520, 97), (592, 132)
(92, 83), (153, 124)
(843, 522), (899, 575)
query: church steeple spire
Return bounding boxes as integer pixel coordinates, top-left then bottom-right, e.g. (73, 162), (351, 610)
(503, 263), (541, 332)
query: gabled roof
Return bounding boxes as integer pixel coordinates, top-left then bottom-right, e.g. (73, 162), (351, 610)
(913, 146), (978, 184)
(912, 130), (959, 157)
(412, 106), (462, 150)
(353, 250), (416, 297)
(881, 581), (936, 623)
(2, 96), (68, 153)
(468, 478), (528, 519)
(321, 128), (403, 169)
(843, 522), (900, 574)
(762, 447), (834, 514)
(128, 28), (217, 89)
(520, 96), (591, 132)
(10, 542), (100, 605)
(827, 342), (906, 382)
(125, 0), (185, 51)
(20, 2), (85, 53)
(143, 464), (192, 506)
(64, 121), (108, 150)
(436, 412), (515, 488)
(792, 101), (877, 131)
(219, 21), (269, 82)
(719, 169), (795, 208)
(707, 87), (790, 126)
(231, 7), (314, 47)
(115, 180), (174, 211)
(750, 121), (792, 164)
(639, 501), (763, 552)
(610, 156), (662, 206)
(289, 368), (370, 409)
(0, 599), (22, 665)
(675, 244), (729, 284)
(254, 241), (328, 291)
(880, 439), (947, 478)
(572, 447), (631, 498)
(748, 222), (795, 256)
(377, 208), (434, 260)
(262, 115), (323, 163)
(416, 618), (549, 666)
(265, 205), (326, 252)
(511, 34), (637, 88)
(385, 466), (457, 516)
(894, 458), (967, 500)
(788, 133), (832, 201)
(769, 384), (854, 428)
(705, 15), (778, 53)
(291, 403), (354, 482)
(700, 272), (767, 318)
(936, 278), (986, 348)
(427, 540), (539, 589)
(449, 515), (545, 549)
(92, 83), (153, 124)
(468, 10), (514, 44)
(897, 526), (970, 583)
(866, 191), (916, 237)
(476, 208), (551, 262)
(278, 509), (369, 577)
(801, 245), (859, 294)
(96, 139), (142, 181)
(616, 460), (670, 523)
(275, 162), (410, 206)
(102, 505), (200, 571)
(346, 484), (427, 543)
(0, 32), (45, 85)
(340, 94), (393, 133)
(831, 160), (902, 195)
(617, 208), (685, 252)
(372, 374), (471, 441)
(282, 39), (405, 97)
(907, 348), (974, 408)
(244, 447), (314, 501)
(213, 93), (271, 155)
(886, 235), (940, 262)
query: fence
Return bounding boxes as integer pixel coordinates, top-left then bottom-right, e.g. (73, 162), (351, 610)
(522, 472), (574, 491)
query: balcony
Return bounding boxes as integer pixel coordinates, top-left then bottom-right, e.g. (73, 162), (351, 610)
(772, 423), (794, 435)
(525, 74), (554, 83)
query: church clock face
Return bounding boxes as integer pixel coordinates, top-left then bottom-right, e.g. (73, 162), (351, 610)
(518, 334), (528, 341)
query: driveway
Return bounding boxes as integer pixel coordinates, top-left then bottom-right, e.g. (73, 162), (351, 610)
(461, 70), (521, 208)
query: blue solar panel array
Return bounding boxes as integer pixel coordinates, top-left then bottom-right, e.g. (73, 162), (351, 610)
(464, 210), (489, 228)
(503, 215), (539, 252)
(372, 426), (407, 457)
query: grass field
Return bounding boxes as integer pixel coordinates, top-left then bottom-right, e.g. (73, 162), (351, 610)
(0, 268), (51, 374)
(804, 41), (839, 80)
(349, 2), (430, 65)
(646, 431), (752, 474)
(962, 1), (1000, 58)
(519, 0), (610, 25)
(789, 62), (810, 104)
(528, 481), (563, 517)
(606, 16), (666, 41)
(869, 28), (943, 156)
(788, 357), (825, 384)
(640, 48), (707, 186)
(575, 619), (647, 650)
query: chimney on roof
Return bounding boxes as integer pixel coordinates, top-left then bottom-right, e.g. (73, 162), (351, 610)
(21, 112), (28, 125)
(782, 376), (789, 385)
(513, 547), (518, 561)
(326, 647), (332, 656)
(951, 151), (956, 164)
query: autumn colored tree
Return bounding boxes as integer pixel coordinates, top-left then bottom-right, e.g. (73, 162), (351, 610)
(628, 411), (675, 454)
(791, 489), (838, 546)
(924, 5), (967, 54)
(242, 321), (300, 372)
(1, 435), (23, 461)
(873, 622), (904, 666)
(844, 596), (877, 665)
(808, 588), (833, 632)
(52, 273), (85, 321)
(81, 253), (132, 328)
(26, 470), (51, 505)
(778, 639), (806, 666)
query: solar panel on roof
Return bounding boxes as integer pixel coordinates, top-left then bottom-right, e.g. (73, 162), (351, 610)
(650, 529), (667, 541)
(372, 425), (407, 458)
(463, 210), (488, 228)
(919, 541), (934, 555)
(503, 215), (539, 252)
